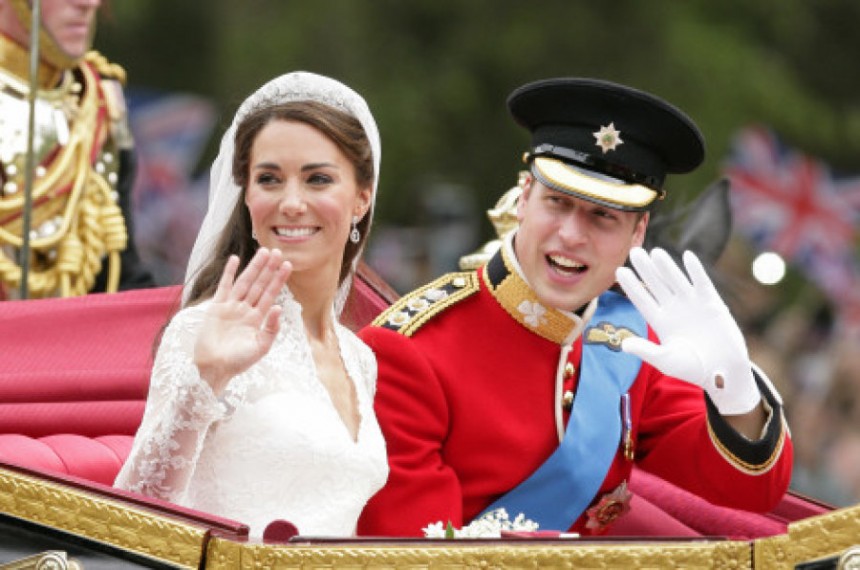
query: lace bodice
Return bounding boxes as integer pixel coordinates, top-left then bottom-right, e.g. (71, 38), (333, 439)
(114, 291), (388, 538)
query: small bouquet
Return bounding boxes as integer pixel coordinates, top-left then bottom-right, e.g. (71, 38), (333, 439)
(423, 508), (539, 539)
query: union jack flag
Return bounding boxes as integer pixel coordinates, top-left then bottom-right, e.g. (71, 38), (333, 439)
(722, 126), (860, 333)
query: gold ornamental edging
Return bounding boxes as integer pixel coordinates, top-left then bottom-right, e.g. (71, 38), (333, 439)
(0, 467), (208, 569)
(206, 537), (751, 569)
(755, 503), (860, 569)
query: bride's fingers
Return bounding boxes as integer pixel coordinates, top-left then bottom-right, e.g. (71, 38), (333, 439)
(257, 260), (292, 313)
(260, 305), (283, 339)
(230, 248), (270, 302)
(213, 255), (240, 303)
(245, 249), (285, 307)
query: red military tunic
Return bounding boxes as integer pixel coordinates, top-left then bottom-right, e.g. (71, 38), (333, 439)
(357, 245), (792, 537)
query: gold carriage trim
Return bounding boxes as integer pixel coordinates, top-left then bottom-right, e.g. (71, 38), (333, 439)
(0, 467), (208, 569)
(205, 535), (752, 569)
(755, 503), (860, 568)
(706, 410), (787, 475)
(372, 271), (479, 337)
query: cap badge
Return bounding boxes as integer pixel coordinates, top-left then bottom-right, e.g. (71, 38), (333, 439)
(593, 122), (624, 154)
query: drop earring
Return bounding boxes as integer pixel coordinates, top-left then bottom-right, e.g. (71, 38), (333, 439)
(252, 229), (258, 240)
(350, 216), (361, 244)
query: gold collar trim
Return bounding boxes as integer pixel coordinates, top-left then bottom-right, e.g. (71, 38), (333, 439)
(482, 236), (589, 345)
(0, 34), (63, 88)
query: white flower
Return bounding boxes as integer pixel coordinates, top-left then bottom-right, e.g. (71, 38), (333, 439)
(518, 300), (547, 328)
(422, 508), (539, 539)
(422, 521), (449, 538)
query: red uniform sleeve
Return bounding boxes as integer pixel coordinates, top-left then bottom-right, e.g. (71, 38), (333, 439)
(357, 326), (463, 537)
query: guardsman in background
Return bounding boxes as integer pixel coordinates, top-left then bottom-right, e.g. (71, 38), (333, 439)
(358, 78), (793, 537)
(0, 0), (154, 298)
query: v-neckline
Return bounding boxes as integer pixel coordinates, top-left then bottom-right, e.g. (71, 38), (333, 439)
(309, 325), (364, 444)
(278, 290), (365, 444)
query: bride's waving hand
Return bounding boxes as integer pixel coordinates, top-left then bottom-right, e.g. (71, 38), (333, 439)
(195, 248), (292, 395)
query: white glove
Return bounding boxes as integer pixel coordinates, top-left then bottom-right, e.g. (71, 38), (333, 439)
(615, 247), (761, 415)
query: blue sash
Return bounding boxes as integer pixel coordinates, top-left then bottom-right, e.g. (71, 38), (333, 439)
(478, 290), (646, 530)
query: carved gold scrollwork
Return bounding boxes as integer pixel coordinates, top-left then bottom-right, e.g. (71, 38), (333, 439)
(0, 550), (82, 570)
(838, 546), (860, 570)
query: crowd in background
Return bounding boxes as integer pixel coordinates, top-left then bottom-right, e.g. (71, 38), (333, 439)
(711, 239), (860, 507)
(747, 301), (860, 507)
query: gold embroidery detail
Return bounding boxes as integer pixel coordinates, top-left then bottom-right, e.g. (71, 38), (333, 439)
(0, 58), (127, 296)
(372, 272), (479, 337)
(483, 249), (577, 345)
(585, 323), (636, 351)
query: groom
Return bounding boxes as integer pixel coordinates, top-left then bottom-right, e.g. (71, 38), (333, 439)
(357, 77), (793, 536)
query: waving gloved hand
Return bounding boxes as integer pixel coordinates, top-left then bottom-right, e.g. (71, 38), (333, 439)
(615, 247), (761, 415)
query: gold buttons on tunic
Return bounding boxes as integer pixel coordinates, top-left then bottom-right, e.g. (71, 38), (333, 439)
(562, 390), (574, 410)
(563, 363), (576, 379)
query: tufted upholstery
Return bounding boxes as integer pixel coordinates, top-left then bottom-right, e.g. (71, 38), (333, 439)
(0, 285), (180, 484)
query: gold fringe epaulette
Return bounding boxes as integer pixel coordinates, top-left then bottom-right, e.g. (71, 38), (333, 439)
(84, 50), (127, 84)
(372, 271), (479, 337)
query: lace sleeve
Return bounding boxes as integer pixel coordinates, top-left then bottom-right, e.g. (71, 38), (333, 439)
(114, 305), (226, 503)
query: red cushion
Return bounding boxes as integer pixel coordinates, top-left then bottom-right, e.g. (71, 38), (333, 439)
(628, 467), (787, 539)
(0, 287), (179, 482)
(606, 493), (700, 537)
(0, 433), (134, 485)
(0, 287), (180, 435)
(0, 401), (145, 438)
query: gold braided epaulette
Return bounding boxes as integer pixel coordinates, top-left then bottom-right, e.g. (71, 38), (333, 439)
(372, 271), (479, 337)
(84, 50), (127, 84)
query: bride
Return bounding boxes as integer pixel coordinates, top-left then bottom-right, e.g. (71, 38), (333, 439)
(114, 71), (388, 538)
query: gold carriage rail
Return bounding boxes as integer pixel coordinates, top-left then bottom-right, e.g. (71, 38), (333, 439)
(0, 460), (858, 570)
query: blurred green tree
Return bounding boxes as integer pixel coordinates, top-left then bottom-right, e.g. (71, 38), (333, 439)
(95, 0), (860, 273)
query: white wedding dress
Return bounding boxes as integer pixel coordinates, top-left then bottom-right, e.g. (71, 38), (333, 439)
(114, 290), (388, 538)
